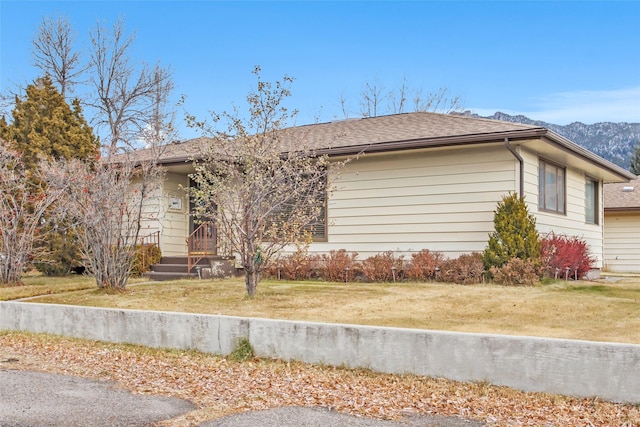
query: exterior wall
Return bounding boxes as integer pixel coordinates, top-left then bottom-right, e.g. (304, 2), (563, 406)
(136, 179), (162, 241)
(309, 145), (517, 259)
(521, 147), (605, 269)
(604, 212), (640, 273)
(160, 172), (190, 256)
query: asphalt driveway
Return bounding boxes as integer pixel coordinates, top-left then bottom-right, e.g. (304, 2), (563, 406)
(0, 370), (485, 427)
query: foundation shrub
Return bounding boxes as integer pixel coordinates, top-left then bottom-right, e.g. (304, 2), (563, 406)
(405, 249), (444, 281)
(437, 252), (484, 285)
(131, 244), (161, 276)
(319, 250), (359, 282)
(490, 257), (541, 286)
(540, 233), (596, 280)
(272, 246), (319, 280)
(483, 193), (540, 273)
(360, 251), (404, 283)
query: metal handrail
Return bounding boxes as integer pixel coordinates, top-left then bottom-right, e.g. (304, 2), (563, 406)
(138, 230), (160, 270)
(186, 222), (216, 273)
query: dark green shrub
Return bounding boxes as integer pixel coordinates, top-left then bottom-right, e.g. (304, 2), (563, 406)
(131, 244), (161, 276)
(34, 223), (82, 276)
(490, 257), (541, 286)
(483, 193), (540, 272)
(319, 249), (359, 282)
(437, 253), (484, 285)
(360, 251), (404, 282)
(405, 249), (444, 282)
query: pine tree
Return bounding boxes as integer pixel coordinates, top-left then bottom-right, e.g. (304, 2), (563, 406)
(1, 75), (98, 167)
(1, 75), (98, 275)
(483, 193), (540, 271)
(630, 141), (640, 175)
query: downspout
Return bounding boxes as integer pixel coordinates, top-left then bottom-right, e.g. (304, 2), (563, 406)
(504, 138), (524, 198)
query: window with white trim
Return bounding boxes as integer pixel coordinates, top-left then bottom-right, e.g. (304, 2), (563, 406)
(538, 159), (565, 214)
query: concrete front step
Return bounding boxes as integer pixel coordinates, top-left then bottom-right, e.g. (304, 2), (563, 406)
(144, 271), (199, 281)
(146, 256), (237, 281)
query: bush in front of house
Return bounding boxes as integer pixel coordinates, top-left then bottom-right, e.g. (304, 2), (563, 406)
(360, 251), (404, 282)
(405, 249), (444, 281)
(490, 257), (541, 286)
(540, 233), (596, 280)
(131, 244), (162, 276)
(437, 252), (484, 285)
(483, 193), (540, 273)
(319, 249), (360, 282)
(274, 246), (319, 280)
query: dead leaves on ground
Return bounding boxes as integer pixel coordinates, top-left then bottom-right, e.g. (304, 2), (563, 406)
(0, 332), (638, 426)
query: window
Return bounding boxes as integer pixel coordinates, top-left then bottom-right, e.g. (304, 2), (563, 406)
(585, 177), (598, 224)
(538, 159), (565, 214)
(268, 174), (327, 241)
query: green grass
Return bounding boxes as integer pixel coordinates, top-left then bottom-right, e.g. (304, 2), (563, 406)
(2, 274), (639, 344)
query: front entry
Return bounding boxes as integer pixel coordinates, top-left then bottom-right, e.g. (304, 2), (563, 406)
(188, 179), (217, 256)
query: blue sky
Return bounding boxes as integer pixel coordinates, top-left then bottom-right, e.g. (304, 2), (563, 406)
(1, 1), (639, 140)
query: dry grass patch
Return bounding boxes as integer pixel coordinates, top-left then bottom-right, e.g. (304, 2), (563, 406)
(22, 276), (640, 344)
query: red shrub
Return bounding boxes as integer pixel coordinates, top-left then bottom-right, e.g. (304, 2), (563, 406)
(319, 250), (359, 282)
(540, 233), (596, 280)
(405, 249), (444, 282)
(360, 251), (404, 283)
(267, 247), (319, 280)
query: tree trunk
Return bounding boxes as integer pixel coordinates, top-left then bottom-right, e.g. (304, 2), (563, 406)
(245, 267), (259, 297)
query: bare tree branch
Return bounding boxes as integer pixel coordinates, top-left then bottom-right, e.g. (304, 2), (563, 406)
(32, 15), (84, 98)
(88, 18), (173, 153)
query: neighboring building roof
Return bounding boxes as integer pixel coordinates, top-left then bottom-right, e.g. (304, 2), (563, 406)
(128, 112), (636, 182)
(604, 178), (640, 211)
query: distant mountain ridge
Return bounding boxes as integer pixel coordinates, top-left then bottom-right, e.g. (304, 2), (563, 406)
(462, 111), (640, 170)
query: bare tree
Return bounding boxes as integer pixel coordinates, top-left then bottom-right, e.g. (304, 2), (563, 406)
(388, 75), (409, 114)
(32, 15), (84, 99)
(45, 150), (164, 290)
(88, 18), (173, 152)
(344, 77), (463, 118)
(0, 142), (65, 285)
(359, 78), (387, 118)
(412, 86), (462, 114)
(189, 67), (349, 297)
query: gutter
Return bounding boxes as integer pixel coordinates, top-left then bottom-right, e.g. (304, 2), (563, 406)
(503, 137), (524, 198)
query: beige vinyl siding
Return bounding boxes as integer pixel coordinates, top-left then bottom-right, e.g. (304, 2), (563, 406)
(137, 182), (162, 240)
(159, 172), (189, 256)
(521, 148), (604, 268)
(604, 212), (640, 273)
(308, 145), (516, 258)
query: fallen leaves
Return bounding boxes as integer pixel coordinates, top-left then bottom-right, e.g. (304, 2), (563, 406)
(0, 332), (638, 426)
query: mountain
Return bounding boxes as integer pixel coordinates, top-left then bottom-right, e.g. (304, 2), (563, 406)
(461, 111), (640, 170)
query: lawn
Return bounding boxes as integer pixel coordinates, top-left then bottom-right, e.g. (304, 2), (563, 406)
(5, 274), (640, 344)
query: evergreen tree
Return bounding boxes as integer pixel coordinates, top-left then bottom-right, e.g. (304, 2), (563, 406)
(483, 193), (540, 271)
(630, 141), (640, 175)
(1, 76), (98, 275)
(1, 75), (98, 167)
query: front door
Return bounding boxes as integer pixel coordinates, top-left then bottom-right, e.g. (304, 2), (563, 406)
(188, 179), (217, 255)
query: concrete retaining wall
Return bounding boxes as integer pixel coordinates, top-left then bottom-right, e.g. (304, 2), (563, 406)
(1, 301), (639, 403)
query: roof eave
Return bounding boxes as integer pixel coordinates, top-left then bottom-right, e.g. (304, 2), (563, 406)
(542, 130), (637, 182)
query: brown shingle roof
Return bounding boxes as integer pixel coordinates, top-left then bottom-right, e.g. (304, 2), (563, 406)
(150, 112), (543, 164)
(604, 178), (640, 210)
(124, 111), (635, 182)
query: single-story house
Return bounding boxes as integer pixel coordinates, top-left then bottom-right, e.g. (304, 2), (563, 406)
(604, 177), (640, 273)
(134, 112), (635, 277)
